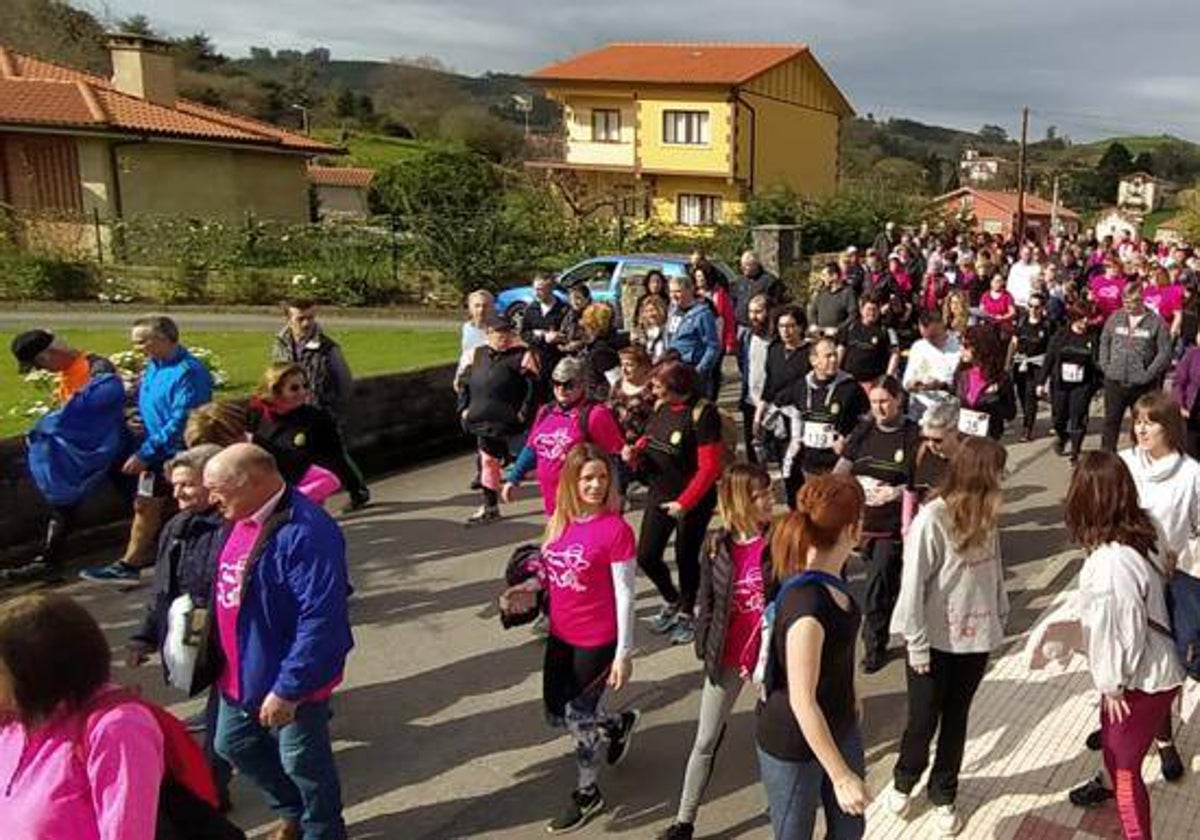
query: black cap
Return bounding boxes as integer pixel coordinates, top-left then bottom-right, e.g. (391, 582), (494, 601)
(11, 329), (54, 373)
(486, 312), (515, 332)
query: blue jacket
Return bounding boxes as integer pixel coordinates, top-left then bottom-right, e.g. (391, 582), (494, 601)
(137, 347), (213, 466)
(220, 488), (354, 710)
(667, 302), (721, 374)
(26, 373), (126, 507)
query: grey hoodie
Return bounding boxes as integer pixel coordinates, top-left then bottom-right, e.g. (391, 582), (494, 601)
(1099, 309), (1171, 386)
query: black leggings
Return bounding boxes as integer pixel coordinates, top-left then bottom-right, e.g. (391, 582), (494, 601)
(1050, 383), (1094, 456)
(1102, 379), (1156, 452)
(637, 491), (717, 615)
(1011, 363), (1041, 431)
(861, 536), (902, 656)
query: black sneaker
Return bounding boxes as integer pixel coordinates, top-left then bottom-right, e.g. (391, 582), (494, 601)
(546, 785), (604, 834)
(1068, 775), (1113, 807)
(606, 710), (640, 766)
(340, 494), (371, 515)
(0, 560), (60, 584)
(660, 823), (694, 840)
(1159, 742), (1185, 782)
(1052, 437), (1067, 456)
(1085, 729), (1102, 751)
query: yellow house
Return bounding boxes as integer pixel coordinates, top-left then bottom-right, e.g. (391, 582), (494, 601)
(0, 34), (338, 256)
(527, 42), (854, 228)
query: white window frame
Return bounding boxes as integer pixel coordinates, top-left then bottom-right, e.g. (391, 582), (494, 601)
(591, 109), (621, 143)
(677, 194), (722, 226)
(662, 110), (710, 145)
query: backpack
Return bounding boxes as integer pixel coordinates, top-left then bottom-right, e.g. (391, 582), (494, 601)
(691, 398), (739, 467)
(80, 690), (245, 840)
(500, 543), (547, 629)
(1146, 565), (1200, 681)
(751, 570), (853, 691)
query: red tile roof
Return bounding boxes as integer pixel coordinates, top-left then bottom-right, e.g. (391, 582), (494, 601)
(936, 188), (1080, 219)
(0, 44), (337, 154)
(530, 42), (809, 85)
(307, 166), (375, 188)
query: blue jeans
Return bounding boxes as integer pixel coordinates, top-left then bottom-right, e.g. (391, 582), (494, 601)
(214, 696), (346, 840)
(757, 725), (865, 840)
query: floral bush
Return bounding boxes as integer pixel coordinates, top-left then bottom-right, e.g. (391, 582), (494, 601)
(8, 346), (229, 423)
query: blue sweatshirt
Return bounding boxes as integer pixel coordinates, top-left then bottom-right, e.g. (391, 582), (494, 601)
(136, 347), (213, 466)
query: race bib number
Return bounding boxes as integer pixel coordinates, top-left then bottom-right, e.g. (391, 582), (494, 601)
(802, 421), (835, 450)
(958, 408), (990, 437)
(1061, 362), (1084, 384)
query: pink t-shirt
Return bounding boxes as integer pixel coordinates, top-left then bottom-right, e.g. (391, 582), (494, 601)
(1090, 274), (1127, 319)
(1143, 283), (1183, 323)
(981, 290), (1014, 320)
(721, 536), (766, 674)
(963, 366), (989, 407)
(215, 519), (260, 701)
(528, 403), (625, 514)
(540, 511), (636, 648)
(0, 686), (164, 840)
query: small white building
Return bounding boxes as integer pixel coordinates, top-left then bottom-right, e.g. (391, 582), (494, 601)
(308, 166), (375, 220)
(1118, 172), (1175, 214)
(1093, 207), (1141, 242)
(959, 149), (1015, 186)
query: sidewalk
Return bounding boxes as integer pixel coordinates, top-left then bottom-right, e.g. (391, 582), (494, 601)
(865, 599), (1200, 840)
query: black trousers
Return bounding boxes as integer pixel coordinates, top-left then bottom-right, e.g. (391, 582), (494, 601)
(740, 402), (759, 465)
(1011, 363), (1041, 432)
(637, 491), (717, 615)
(894, 649), (990, 805)
(1102, 379), (1156, 452)
(1051, 383), (1094, 456)
(861, 536), (902, 656)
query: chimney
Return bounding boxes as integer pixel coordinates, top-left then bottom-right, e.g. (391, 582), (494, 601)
(107, 33), (176, 107)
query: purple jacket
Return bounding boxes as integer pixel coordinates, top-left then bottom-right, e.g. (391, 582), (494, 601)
(1173, 347), (1200, 415)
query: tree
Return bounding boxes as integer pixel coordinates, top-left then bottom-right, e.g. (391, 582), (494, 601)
(1095, 142), (1136, 205)
(1132, 151), (1155, 174)
(117, 14), (156, 36)
(979, 124), (1009, 144)
(173, 33), (224, 72)
(1045, 125), (1058, 142)
(439, 106), (523, 163)
(248, 46), (273, 62)
(333, 87), (357, 119)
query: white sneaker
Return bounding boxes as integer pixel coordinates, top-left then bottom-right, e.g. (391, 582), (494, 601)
(935, 804), (963, 837)
(885, 786), (911, 818)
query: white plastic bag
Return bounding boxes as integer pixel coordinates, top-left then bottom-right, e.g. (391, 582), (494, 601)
(163, 594), (199, 692)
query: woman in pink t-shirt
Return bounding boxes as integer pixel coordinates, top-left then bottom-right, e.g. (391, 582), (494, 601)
(499, 443), (638, 834)
(662, 463), (774, 839)
(980, 274), (1016, 335)
(0, 594), (165, 840)
(1142, 265), (1184, 340)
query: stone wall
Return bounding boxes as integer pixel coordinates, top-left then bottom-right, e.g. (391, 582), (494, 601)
(0, 363), (463, 563)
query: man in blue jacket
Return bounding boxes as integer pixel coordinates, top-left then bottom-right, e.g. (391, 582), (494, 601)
(665, 275), (721, 395)
(205, 443), (353, 840)
(82, 315), (213, 583)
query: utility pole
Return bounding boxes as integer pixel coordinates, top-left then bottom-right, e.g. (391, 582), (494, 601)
(1050, 174), (1060, 235)
(1016, 106), (1029, 243)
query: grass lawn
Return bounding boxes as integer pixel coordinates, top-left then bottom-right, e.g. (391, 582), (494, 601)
(312, 129), (437, 169)
(0, 328), (459, 439)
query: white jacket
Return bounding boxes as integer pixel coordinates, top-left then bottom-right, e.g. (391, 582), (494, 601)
(1119, 448), (1200, 575)
(1078, 542), (1183, 696)
(891, 498), (1009, 667)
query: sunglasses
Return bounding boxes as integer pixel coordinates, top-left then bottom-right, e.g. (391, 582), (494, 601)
(553, 379), (580, 388)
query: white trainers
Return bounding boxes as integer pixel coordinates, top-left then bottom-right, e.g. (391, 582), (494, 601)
(935, 804), (963, 837)
(885, 786), (911, 818)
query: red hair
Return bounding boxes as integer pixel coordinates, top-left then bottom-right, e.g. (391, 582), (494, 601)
(770, 474), (865, 579)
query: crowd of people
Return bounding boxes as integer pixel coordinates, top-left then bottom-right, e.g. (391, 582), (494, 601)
(5, 223), (1200, 840)
(469, 227), (1200, 839)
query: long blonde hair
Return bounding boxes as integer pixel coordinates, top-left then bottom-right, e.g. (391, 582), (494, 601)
(718, 462), (771, 538)
(544, 444), (620, 545)
(938, 436), (1006, 551)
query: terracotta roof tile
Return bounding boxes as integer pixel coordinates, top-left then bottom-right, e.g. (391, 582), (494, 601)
(530, 42), (808, 85)
(0, 43), (337, 154)
(937, 188), (1080, 219)
(307, 166), (375, 188)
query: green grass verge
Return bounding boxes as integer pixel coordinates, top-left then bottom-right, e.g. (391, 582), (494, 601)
(0, 328), (459, 439)
(313, 129), (438, 169)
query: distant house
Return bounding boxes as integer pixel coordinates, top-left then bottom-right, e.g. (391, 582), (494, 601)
(0, 34), (338, 255)
(308, 166), (375, 220)
(1093, 207), (1141, 243)
(933, 187), (1081, 239)
(1154, 214), (1186, 246)
(525, 42), (854, 228)
(1117, 172), (1175, 214)
(959, 149), (1014, 187)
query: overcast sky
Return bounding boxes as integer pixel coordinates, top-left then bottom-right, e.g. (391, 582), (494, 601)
(99, 0), (1200, 142)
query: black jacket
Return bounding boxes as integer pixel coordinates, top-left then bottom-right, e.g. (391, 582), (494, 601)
(735, 269), (784, 326)
(272, 328), (353, 415)
(761, 341), (810, 405)
(246, 399), (357, 486)
(461, 345), (537, 438)
(695, 528), (773, 684)
(131, 508), (225, 696)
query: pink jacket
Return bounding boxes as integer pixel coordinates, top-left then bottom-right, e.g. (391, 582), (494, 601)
(0, 686), (164, 840)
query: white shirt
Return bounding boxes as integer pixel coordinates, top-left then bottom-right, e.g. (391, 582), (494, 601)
(1119, 448), (1200, 575)
(747, 332), (771, 405)
(902, 334), (962, 419)
(1006, 261), (1042, 308)
(458, 321), (488, 376)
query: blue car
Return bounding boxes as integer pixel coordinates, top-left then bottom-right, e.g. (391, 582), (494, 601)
(495, 253), (736, 330)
